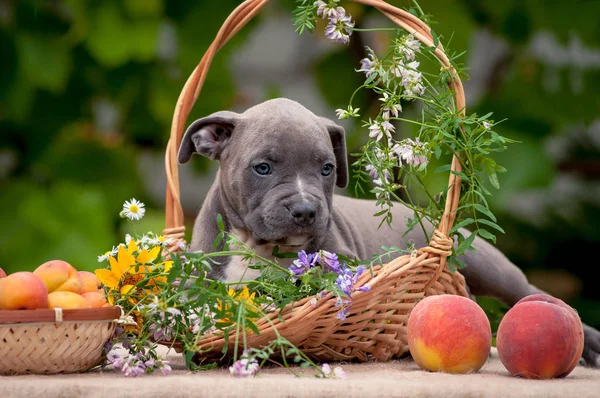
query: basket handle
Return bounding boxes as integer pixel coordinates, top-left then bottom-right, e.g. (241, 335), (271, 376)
(163, 0), (466, 260)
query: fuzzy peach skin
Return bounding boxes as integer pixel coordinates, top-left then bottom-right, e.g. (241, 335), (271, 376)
(408, 294), (492, 373)
(0, 268), (6, 278)
(496, 294), (584, 379)
(0, 272), (49, 310)
(33, 260), (82, 293)
(81, 291), (107, 308)
(78, 271), (101, 294)
(47, 291), (92, 309)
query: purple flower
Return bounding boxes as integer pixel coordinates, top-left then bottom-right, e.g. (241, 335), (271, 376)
(359, 48), (378, 77)
(392, 138), (430, 168)
(229, 355), (260, 378)
(314, 250), (341, 274)
(107, 351), (124, 369)
(160, 361), (172, 376)
(324, 9), (354, 45)
(142, 301), (181, 341)
(335, 297), (351, 321)
(397, 34), (421, 61)
(369, 120), (395, 143)
(289, 250), (316, 277)
(122, 360), (146, 377)
(334, 267), (353, 297)
(315, 1), (344, 19)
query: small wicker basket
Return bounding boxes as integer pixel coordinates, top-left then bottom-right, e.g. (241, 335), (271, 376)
(0, 307), (121, 375)
(162, 0), (470, 363)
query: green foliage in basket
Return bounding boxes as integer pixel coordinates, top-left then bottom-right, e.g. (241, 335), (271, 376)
(100, 199), (387, 377)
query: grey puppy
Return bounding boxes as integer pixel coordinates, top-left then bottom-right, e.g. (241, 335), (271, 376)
(178, 98), (600, 367)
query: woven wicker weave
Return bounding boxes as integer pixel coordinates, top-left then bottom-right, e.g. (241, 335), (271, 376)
(162, 0), (470, 362)
(0, 307), (121, 375)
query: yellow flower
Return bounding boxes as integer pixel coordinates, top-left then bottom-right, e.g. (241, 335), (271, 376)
(126, 240), (161, 264)
(219, 286), (257, 324)
(228, 286), (256, 309)
(95, 244), (170, 305)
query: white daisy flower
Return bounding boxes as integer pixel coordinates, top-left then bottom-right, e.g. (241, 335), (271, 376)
(97, 246), (119, 262)
(122, 198), (146, 221)
(150, 235), (173, 247)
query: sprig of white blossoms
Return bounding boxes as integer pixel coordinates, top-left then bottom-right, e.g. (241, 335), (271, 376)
(315, 0), (354, 45)
(321, 363), (347, 379)
(392, 138), (430, 168)
(335, 105), (360, 119)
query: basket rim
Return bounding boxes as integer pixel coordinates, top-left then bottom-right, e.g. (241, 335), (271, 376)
(0, 306), (121, 324)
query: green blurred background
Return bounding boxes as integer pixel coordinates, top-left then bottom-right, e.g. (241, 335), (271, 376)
(0, 0), (599, 329)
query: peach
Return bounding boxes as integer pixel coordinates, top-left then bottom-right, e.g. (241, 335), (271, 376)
(47, 291), (91, 310)
(81, 291), (107, 308)
(33, 260), (82, 293)
(0, 267), (6, 278)
(408, 294), (492, 373)
(78, 271), (101, 294)
(496, 294), (584, 379)
(0, 272), (48, 310)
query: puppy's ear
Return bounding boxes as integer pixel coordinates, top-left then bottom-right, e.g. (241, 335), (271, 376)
(178, 111), (239, 163)
(320, 117), (348, 188)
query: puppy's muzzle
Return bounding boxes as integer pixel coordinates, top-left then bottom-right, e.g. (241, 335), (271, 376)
(287, 201), (317, 226)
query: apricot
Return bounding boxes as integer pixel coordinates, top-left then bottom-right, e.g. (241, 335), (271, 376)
(33, 260), (82, 293)
(78, 271), (101, 294)
(408, 294), (492, 373)
(0, 272), (49, 310)
(47, 291), (92, 309)
(81, 291), (107, 308)
(496, 294), (584, 379)
(0, 267), (6, 278)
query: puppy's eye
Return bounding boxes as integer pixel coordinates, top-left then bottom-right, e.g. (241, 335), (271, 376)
(253, 163), (271, 176)
(321, 163), (334, 176)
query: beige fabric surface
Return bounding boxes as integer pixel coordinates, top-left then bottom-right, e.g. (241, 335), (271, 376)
(1, 347), (599, 398)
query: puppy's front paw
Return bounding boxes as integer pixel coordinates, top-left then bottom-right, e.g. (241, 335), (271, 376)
(582, 325), (600, 368)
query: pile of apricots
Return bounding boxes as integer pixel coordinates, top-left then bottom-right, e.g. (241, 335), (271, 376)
(0, 261), (107, 310)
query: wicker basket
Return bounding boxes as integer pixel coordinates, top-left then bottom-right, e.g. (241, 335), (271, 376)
(0, 307), (121, 375)
(162, 0), (470, 363)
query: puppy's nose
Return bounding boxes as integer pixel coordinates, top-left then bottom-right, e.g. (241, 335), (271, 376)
(288, 202), (317, 226)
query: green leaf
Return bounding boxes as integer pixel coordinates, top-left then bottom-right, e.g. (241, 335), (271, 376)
(477, 219), (505, 234)
(246, 321), (261, 335)
(431, 29), (440, 47)
(212, 232), (223, 250)
(450, 170), (469, 180)
(457, 231), (477, 254)
(450, 218), (475, 233)
(434, 164), (451, 174)
(476, 228), (496, 244)
(184, 350), (196, 370)
(217, 214), (225, 231)
(488, 169), (500, 189)
(364, 72), (378, 85)
(474, 204), (497, 222)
